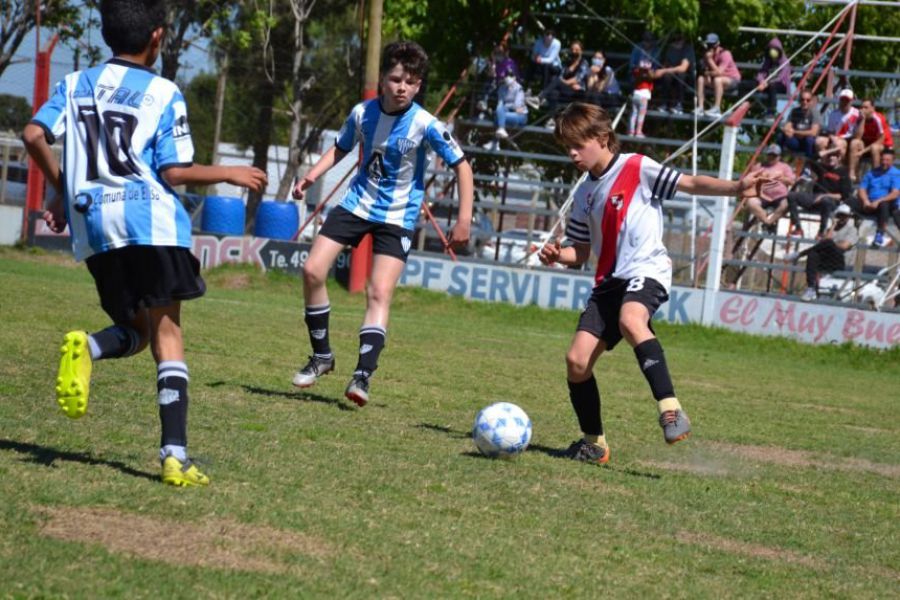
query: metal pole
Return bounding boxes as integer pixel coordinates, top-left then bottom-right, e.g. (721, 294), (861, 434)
(349, 0), (383, 293)
(701, 125), (738, 324)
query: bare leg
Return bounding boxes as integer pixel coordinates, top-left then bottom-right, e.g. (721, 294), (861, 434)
(302, 235), (347, 307)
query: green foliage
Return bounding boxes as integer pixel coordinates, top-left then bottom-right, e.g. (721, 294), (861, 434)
(0, 94), (31, 133)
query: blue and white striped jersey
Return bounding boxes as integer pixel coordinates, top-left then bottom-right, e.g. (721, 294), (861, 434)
(32, 58), (194, 261)
(335, 99), (466, 230)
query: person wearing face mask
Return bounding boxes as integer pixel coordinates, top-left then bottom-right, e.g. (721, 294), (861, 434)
(476, 43), (520, 119)
(532, 40), (589, 128)
(756, 38), (792, 122)
(585, 51), (622, 108)
(494, 73), (528, 140)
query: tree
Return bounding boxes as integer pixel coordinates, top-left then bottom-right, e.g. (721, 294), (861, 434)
(0, 93), (31, 133)
(0, 0), (83, 79)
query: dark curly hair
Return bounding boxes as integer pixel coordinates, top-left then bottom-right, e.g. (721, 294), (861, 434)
(101, 0), (167, 55)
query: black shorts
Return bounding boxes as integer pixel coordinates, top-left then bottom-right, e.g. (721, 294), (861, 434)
(86, 246), (205, 325)
(318, 206), (414, 262)
(576, 276), (669, 350)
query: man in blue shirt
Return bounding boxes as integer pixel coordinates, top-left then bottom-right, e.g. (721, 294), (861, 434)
(848, 148), (900, 247)
(526, 30), (562, 91)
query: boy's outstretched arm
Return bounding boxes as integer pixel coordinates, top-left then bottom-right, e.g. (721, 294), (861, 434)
(677, 170), (766, 198)
(292, 146), (348, 200)
(22, 123), (66, 232)
(162, 164), (267, 193)
(447, 159), (474, 249)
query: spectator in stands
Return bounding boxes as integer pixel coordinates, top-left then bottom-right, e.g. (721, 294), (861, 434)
(628, 59), (654, 138)
(787, 203), (859, 301)
(475, 43), (520, 119)
(815, 88), (860, 164)
(849, 98), (894, 182)
(494, 73), (528, 141)
(655, 31), (695, 115)
(786, 151), (851, 238)
(526, 30), (562, 91)
(755, 38), (791, 121)
(847, 147), (900, 247)
(534, 40), (589, 126)
(696, 33), (741, 117)
(744, 144), (796, 229)
(778, 90), (821, 159)
(584, 50), (622, 108)
(630, 30), (661, 71)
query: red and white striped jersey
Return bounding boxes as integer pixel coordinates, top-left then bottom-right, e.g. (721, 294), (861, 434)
(565, 153), (681, 291)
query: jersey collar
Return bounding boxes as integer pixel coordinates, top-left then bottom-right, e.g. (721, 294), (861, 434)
(378, 97), (416, 117)
(589, 152), (621, 181)
(107, 57), (157, 74)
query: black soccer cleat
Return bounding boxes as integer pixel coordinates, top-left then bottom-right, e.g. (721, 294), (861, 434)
(555, 439), (610, 465)
(344, 371), (370, 407)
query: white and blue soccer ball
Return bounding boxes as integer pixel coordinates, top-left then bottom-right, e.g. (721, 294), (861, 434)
(472, 402), (532, 458)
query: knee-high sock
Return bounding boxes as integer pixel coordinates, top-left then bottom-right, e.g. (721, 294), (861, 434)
(568, 376), (603, 436)
(304, 303), (332, 358)
(157, 361), (189, 461)
(354, 325), (386, 376)
(88, 325), (141, 360)
(634, 338), (676, 401)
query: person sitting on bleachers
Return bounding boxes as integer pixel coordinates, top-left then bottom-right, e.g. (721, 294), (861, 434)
(815, 88), (860, 165)
(534, 40), (589, 126)
(475, 43), (520, 119)
(849, 98), (894, 182)
(787, 203), (859, 301)
(755, 38), (792, 121)
(778, 90), (821, 159)
(584, 50), (622, 108)
(655, 31), (695, 115)
(786, 151), (851, 238)
(744, 144), (796, 230)
(696, 32), (740, 117)
(526, 29), (562, 92)
(494, 73), (528, 140)
(847, 147), (900, 248)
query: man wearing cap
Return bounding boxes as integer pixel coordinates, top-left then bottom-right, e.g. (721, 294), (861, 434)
(744, 144), (796, 229)
(847, 148), (900, 247)
(849, 97), (894, 182)
(696, 33), (741, 117)
(815, 88), (860, 163)
(786, 151), (851, 238)
(787, 203), (859, 301)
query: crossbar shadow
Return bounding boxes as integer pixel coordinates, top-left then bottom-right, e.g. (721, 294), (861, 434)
(241, 384), (358, 412)
(417, 423), (661, 479)
(0, 439), (157, 482)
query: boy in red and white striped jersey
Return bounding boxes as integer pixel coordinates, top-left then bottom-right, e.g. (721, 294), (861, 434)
(539, 102), (764, 464)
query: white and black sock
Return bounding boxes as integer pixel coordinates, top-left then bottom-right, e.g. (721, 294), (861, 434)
(87, 325), (140, 360)
(304, 304), (332, 359)
(354, 325), (385, 376)
(157, 361), (189, 461)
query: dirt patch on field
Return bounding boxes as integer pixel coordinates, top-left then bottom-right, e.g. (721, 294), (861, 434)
(212, 272), (254, 290)
(35, 505), (334, 574)
(677, 531), (825, 570)
(708, 442), (900, 479)
(640, 459), (734, 477)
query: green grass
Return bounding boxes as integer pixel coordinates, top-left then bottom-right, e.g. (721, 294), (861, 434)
(0, 246), (898, 598)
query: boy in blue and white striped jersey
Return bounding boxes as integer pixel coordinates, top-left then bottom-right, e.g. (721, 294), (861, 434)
(292, 41), (474, 407)
(23, 0), (267, 487)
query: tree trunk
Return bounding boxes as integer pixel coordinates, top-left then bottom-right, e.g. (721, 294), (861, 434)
(246, 79), (276, 233)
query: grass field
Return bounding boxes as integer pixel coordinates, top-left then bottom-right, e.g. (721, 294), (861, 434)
(0, 246), (898, 598)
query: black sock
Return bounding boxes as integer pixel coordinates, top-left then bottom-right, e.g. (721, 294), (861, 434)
(157, 361), (189, 450)
(634, 338), (676, 401)
(354, 325), (385, 376)
(88, 325), (140, 360)
(567, 376), (603, 435)
(304, 304), (332, 358)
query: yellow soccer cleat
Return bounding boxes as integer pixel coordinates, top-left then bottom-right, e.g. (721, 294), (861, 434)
(55, 331), (92, 419)
(161, 455), (210, 487)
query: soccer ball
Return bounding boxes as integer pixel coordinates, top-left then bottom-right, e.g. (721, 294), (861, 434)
(472, 402), (532, 458)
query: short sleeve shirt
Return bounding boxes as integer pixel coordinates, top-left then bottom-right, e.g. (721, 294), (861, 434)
(787, 106), (822, 132)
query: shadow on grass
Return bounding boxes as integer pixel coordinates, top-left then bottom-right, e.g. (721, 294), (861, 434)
(417, 423), (661, 479)
(241, 384), (357, 412)
(0, 439), (157, 482)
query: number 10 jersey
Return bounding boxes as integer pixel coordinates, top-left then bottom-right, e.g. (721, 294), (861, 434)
(32, 58), (195, 261)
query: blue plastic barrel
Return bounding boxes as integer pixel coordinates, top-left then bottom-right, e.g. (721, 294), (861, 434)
(201, 196), (245, 235)
(254, 200), (299, 240)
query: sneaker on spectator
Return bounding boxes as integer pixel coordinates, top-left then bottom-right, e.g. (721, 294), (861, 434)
(763, 113), (776, 124)
(545, 118), (555, 130)
(787, 225), (803, 237)
(784, 250), (801, 263)
(475, 99), (487, 113)
(800, 287), (817, 302)
(658, 106), (671, 114)
(634, 132), (646, 139)
(871, 231), (889, 248)
(495, 127), (509, 139)
(525, 94), (540, 110)
(706, 106), (722, 117)
(694, 106), (705, 116)
(671, 106), (684, 115)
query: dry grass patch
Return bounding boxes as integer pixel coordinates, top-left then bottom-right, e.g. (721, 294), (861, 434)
(677, 531), (826, 570)
(35, 505), (335, 575)
(708, 442), (900, 479)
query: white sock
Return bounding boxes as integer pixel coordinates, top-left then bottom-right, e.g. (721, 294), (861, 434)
(160, 445), (187, 462)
